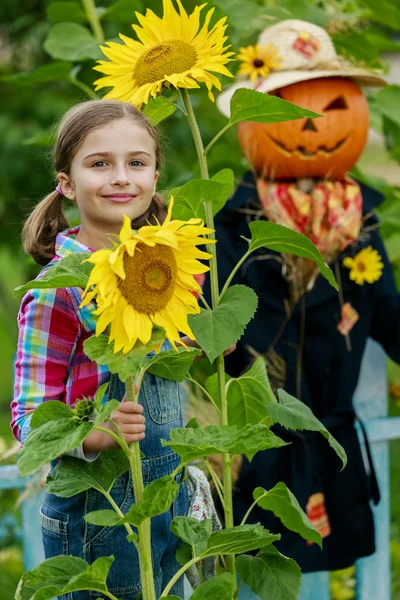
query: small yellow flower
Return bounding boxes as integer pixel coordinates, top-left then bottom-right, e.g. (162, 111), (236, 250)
(93, 0), (235, 105)
(343, 246), (383, 285)
(237, 43), (281, 83)
(81, 197), (215, 354)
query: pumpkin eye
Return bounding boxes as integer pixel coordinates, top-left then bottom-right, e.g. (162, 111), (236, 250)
(323, 95), (348, 111)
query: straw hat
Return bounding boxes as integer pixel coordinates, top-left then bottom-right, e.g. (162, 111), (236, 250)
(217, 19), (386, 117)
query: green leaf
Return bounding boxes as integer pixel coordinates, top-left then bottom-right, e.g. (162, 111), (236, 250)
(84, 509), (122, 527)
(122, 474), (179, 526)
(189, 573), (236, 600)
(44, 23), (103, 61)
(94, 381), (110, 409)
(360, 0), (400, 30)
(375, 85), (400, 127)
(175, 541), (193, 566)
(225, 357), (276, 427)
(83, 327), (166, 382)
(46, 2), (87, 24)
(247, 221), (338, 290)
(45, 449), (130, 497)
(14, 252), (93, 296)
(253, 483), (321, 547)
(229, 88), (321, 126)
(18, 400), (118, 477)
(145, 347), (202, 381)
(142, 96), (177, 125)
(101, 0), (144, 22)
(236, 546), (302, 600)
(162, 423), (287, 463)
(30, 401), (75, 430)
(202, 524), (280, 557)
(189, 285), (258, 363)
(170, 176), (231, 222)
(1, 62), (73, 86)
(268, 389), (347, 469)
(171, 517), (212, 556)
(210, 168), (235, 200)
(16, 555), (114, 600)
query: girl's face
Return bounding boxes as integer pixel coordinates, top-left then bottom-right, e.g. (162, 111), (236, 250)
(58, 118), (159, 234)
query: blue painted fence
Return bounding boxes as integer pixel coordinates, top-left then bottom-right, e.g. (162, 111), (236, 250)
(1, 339), (399, 599)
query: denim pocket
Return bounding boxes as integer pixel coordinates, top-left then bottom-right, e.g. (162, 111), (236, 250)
(142, 373), (181, 424)
(40, 503), (69, 557)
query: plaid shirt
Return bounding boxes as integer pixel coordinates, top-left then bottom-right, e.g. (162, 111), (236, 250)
(11, 227), (110, 443)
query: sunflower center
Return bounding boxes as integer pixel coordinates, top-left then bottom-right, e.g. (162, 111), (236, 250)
(356, 261), (366, 273)
(253, 58), (264, 68)
(134, 39), (198, 86)
(118, 243), (177, 314)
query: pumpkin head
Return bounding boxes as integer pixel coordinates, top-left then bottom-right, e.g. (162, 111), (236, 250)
(238, 76), (369, 180)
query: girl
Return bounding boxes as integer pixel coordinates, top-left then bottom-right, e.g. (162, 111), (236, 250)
(11, 99), (190, 600)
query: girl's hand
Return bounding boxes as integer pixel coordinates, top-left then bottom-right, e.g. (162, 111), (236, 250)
(83, 399), (145, 452)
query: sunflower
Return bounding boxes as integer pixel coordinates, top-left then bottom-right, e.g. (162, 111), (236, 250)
(237, 43), (281, 82)
(80, 198), (214, 354)
(343, 246), (383, 285)
(93, 0), (234, 105)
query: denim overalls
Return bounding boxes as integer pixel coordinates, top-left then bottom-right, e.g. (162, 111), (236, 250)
(39, 343), (188, 600)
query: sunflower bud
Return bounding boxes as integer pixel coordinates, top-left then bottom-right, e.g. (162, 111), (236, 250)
(74, 399), (95, 422)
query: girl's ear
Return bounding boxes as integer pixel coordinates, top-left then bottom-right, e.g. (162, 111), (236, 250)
(57, 172), (76, 200)
(153, 170), (159, 195)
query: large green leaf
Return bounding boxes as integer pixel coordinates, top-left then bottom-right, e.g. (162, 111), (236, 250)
(253, 483), (321, 546)
(44, 23), (104, 61)
(14, 252), (92, 296)
(122, 474), (179, 526)
(268, 389), (347, 468)
(83, 327), (166, 382)
(229, 88), (321, 126)
(1, 62), (73, 86)
(145, 347), (202, 381)
(100, 0), (144, 22)
(236, 546), (302, 600)
(247, 221), (338, 290)
(360, 0), (400, 30)
(16, 556), (113, 600)
(225, 357), (276, 427)
(171, 517), (212, 556)
(188, 285), (258, 363)
(84, 509), (122, 527)
(18, 400), (118, 477)
(162, 423), (287, 463)
(375, 85), (400, 127)
(170, 173), (234, 222)
(46, 2), (87, 23)
(143, 96), (177, 126)
(202, 524), (280, 557)
(31, 401), (75, 429)
(189, 573), (236, 600)
(45, 450), (130, 497)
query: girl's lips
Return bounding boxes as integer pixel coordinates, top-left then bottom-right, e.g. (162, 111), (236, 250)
(103, 194), (137, 204)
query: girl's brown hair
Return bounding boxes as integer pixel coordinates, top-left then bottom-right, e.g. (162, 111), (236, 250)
(22, 100), (165, 265)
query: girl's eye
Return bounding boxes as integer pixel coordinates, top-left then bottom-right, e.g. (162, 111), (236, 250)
(130, 160), (144, 167)
(92, 160), (107, 167)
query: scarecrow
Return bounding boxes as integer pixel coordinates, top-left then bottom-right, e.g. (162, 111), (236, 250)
(208, 19), (399, 573)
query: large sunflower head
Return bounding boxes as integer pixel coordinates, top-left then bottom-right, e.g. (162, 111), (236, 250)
(80, 197), (214, 353)
(343, 246), (383, 285)
(237, 43), (281, 83)
(93, 0), (235, 105)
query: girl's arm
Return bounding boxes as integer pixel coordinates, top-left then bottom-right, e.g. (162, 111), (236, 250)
(11, 286), (81, 443)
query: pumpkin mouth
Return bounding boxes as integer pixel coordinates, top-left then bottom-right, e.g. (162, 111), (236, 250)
(268, 135), (348, 159)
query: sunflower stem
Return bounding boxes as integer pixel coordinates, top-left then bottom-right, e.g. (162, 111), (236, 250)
(204, 123), (232, 156)
(180, 87), (236, 579)
(82, 0), (105, 43)
(125, 373), (156, 600)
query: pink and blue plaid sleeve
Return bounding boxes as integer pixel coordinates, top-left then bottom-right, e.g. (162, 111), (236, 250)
(11, 286), (80, 443)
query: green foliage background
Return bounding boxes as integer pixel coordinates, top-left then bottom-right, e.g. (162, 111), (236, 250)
(0, 0), (399, 597)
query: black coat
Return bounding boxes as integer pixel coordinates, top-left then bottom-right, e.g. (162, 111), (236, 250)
(204, 172), (400, 572)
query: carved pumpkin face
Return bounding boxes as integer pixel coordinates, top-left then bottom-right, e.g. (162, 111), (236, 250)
(237, 77), (369, 180)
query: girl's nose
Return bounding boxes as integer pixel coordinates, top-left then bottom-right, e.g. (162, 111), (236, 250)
(111, 168), (130, 186)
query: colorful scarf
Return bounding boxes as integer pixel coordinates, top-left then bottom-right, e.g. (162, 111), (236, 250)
(256, 177), (362, 260)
